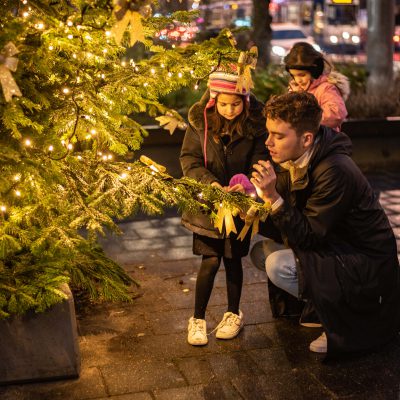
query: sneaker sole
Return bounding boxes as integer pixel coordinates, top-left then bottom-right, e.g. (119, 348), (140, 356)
(215, 324), (244, 339)
(300, 322), (323, 328)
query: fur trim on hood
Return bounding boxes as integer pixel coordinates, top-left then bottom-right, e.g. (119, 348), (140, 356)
(187, 89), (266, 137)
(327, 71), (350, 101)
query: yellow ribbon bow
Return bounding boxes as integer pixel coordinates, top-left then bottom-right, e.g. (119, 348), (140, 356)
(214, 202), (238, 237)
(237, 203), (270, 241)
(0, 42), (22, 102)
(111, 0), (146, 46)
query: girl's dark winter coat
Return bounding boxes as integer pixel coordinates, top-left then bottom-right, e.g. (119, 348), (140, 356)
(261, 126), (400, 356)
(180, 91), (269, 239)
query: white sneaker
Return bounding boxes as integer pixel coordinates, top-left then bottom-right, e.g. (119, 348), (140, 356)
(309, 332), (327, 353)
(187, 317), (208, 346)
(215, 310), (244, 339)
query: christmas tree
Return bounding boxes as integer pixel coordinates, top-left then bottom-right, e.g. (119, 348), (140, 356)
(0, 0), (268, 318)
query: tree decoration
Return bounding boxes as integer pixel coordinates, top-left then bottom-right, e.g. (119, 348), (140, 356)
(155, 113), (187, 135)
(0, 42), (22, 102)
(236, 46), (258, 94)
(111, 0), (152, 46)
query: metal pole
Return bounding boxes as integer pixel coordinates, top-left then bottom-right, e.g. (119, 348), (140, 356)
(366, 0), (395, 95)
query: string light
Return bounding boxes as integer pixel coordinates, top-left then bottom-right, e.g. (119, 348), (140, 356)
(105, 31), (111, 37)
(168, 72), (172, 77)
(36, 22), (44, 30)
(90, 129), (97, 135)
(14, 174), (21, 181)
(15, 190), (21, 197)
(120, 173), (127, 179)
(102, 155), (107, 161)
(107, 155), (113, 160)
(49, 45), (54, 50)
(121, 61), (127, 67)
(67, 143), (73, 150)
(67, 34), (73, 39)
(22, 11), (29, 18)
(48, 145), (54, 151)
(62, 87), (70, 94)
(150, 68), (155, 74)
(67, 20), (73, 27)
(25, 139), (32, 146)
(127, 166), (132, 170)
(178, 72), (182, 78)
(0, 206), (6, 212)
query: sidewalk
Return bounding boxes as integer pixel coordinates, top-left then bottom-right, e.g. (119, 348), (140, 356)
(1, 171), (400, 400)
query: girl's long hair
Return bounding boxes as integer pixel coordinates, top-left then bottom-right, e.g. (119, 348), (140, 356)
(207, 95), (250, 143)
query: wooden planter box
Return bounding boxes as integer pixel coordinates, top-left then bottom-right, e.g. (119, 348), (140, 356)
(0, 284), (81, 385)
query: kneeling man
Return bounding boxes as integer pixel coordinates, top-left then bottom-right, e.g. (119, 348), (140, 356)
(250, 92), (400, 355)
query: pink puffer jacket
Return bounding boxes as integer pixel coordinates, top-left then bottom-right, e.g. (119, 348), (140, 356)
(307, 73), (348, 131)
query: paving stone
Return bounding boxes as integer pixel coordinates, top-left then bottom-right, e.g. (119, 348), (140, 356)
(175, 357), (216, 385)
(155, 246), (197, 261)
(97, 393), (153, 400)
(137, 226), (189, 239)
(123, 238), (172, 251)
(100, 360), (186, 395)
(154, 382), (242, 400)
(231, 370), (333, 400)
(0, 367), (106, 400)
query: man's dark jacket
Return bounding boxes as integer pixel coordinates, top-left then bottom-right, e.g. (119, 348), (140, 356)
(261, 126), (400, 355)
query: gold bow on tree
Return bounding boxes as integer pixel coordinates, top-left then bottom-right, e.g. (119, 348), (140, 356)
(111, 0), (152, 46)
(237, 203), (270, 241)
(155, 113), (188, 135)
(213, 201), (239, 237)
(0, 42), (22, 102)
(236, 46), (258, 94)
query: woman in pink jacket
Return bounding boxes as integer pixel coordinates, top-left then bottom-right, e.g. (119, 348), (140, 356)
(284, 42), (349, 131)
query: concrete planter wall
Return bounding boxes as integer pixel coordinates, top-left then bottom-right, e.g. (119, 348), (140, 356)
(0, 284), (81, 385)
(342, 118), (400, 170)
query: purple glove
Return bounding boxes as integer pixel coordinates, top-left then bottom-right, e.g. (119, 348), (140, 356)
(229, 174), (257, 196)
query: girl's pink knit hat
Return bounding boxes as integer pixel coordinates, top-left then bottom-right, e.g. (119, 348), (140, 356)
(203, 70), (250, 167)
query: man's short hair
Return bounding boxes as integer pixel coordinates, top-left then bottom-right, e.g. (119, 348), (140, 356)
(264, 92), (323, 135)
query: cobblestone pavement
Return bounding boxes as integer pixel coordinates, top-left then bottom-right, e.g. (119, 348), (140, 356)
(1, 171), (400, 400)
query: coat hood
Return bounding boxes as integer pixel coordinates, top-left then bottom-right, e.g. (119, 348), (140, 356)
(187, 89), (266, 138)
(327, 71), (350, 101)
(311, 125), (353, 167)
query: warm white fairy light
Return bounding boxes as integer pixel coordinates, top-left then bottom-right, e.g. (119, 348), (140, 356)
(90, 129), (97, 135)
(25, 139), (32, 146)
(102, 155), (107, 161)
(190, 70), (194, 75)
(72, 53), (77, 59)
(67, 34), (73, 39)
(105, 30), (111, 37)
(198, 192), (203, 199)
(15, 190), (21, 197)
(49, 45), (54, 50)
(67, 20), (73, 27)
(107, 154), (113, 160)
(22, 11), (29, 18)
(22, 0), (27, 4)
(178, 72), (182, 78)
(161, 63), (165, 68)
(121, 61), (127, 67)
(48, 145), (54, 151)
(62, 87), (70, 94)
(77, 155), (82, 160)
(67, 143), (73, 150)
(14, 174), (21, 181)
(36, 22), (44, 29)
(0, 206), (6, 212)
(143, 82), (148, 87)
(61, 140), (65, 146)
(194, 84), (199, 90)
(168, 72), (172, 77)
(120, 173), (128, 179)
(98, 151), (103, 156)
(127, 166), (132, 170)
(102, 48), (107, 54)
(150, 68), (155, 74)
(135, 66), (139, 72)
(85, 134), (91, 140)
(101, 73), (105, 79)
(85, 34), (92, 40)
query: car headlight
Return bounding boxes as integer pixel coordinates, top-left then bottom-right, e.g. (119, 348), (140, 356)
(351, 35), (360, 44)
(330, 35), (338, 44)
(342, 31), (350, 40)
(272, 46), (286, 57)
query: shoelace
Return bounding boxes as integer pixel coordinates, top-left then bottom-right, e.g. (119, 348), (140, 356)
(207, 312), (239, 336)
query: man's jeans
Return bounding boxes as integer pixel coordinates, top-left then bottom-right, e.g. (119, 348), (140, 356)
(250, 239), (299, 298)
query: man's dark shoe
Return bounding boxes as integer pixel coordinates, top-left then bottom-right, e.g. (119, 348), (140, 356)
(300, 301), (322, 328)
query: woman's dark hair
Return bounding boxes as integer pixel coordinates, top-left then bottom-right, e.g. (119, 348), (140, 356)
(207, 95), (250, 142)
(284, 42), (327, 79)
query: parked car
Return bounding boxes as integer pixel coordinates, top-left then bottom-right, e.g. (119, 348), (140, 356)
(270, 23), (321, 63)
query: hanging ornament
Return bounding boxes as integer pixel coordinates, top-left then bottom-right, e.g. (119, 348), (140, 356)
(0, 42), (22, 102)
(140, 155), (167, 173)
(236, 46), (258, 94)
(111, 0), (152, 46)
(155, 113), (187, 135)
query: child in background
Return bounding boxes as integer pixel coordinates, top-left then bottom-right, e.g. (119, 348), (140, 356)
(284, 42), (349, 131)
(180, 70), (269, 346)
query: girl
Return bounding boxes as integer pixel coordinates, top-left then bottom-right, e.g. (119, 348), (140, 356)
(180, 70), (268, 346)
(284, 42), (350, 131)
